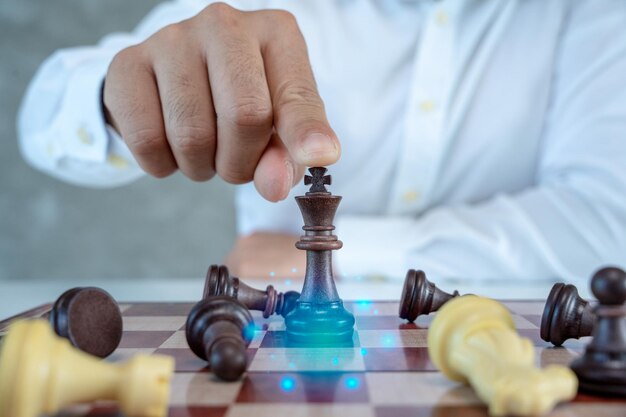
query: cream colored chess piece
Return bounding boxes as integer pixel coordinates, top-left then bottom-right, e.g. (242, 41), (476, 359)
(428, 296), (577, 416)
(0, 319), (174, 417)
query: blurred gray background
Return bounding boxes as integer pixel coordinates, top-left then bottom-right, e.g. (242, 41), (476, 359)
(0, 0), (236, 282)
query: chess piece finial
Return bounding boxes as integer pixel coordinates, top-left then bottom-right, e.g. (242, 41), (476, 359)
(399, 269), (460, 322)
(304, 167), (331, 194)
(429, 296), (578, 416)
(203, 264), (299, 318)
(185, 296), (255, 381)
(570, 266), (626, 396)
(285, 167), (355, 343)
(540, 283), (594, 346)
(0, 319), (173, 417)
(46, 287), (123, 358)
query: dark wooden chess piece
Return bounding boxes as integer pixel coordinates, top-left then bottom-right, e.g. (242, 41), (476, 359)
(541, 282), (595, 346)
(570, 266), (626, 396)
(46, 287), (123, 358)
(399, 269), (460, 322)
(185, 296), (255, 381)
(284, 167), (355, 343)
(203, 264), (300, 318)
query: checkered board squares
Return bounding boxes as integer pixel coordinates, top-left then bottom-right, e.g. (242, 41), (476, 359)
(2, 300), (625, 417)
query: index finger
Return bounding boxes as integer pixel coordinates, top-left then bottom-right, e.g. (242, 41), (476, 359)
(257, 11), (340, 167)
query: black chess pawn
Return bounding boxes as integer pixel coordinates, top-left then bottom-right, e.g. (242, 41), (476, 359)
(203, 264), (300, 318)
(399, 269), (460, 322)
(540, 282), (595, 346)
(46, 287), (123, 358)
(186, 296), (255, 381)
(570, 266), (626, 396)
(284, 167), (355, 343)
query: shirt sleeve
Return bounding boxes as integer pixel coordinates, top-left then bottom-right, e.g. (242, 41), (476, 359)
(16, 1), (221, 187)
(335, 1), (626, 283)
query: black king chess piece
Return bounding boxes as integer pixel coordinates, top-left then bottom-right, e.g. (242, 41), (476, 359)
(285, 167), (355, 343)
(570, 266), (626, 396)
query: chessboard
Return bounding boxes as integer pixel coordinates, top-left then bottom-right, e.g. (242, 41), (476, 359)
(1, 300), (625, 417)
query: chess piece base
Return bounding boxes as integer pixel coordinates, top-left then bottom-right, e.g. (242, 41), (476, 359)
(285, 301), (355, 344)
(571, 358), (626, 396)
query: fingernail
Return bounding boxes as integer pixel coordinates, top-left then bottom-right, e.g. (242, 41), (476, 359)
(301, 133), (338, 161)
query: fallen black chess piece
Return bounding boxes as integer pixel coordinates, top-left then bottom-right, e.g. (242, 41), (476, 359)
(398, 269), (460, 322)
(47, 287), (123, 358)
(541, 282), (594, 346)
(203, 264), (299, 318)
(186, 296), (255, 381)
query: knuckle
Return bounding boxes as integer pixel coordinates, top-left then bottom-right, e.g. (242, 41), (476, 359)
(201, 2), (238, 23)
(224, 99), (273, 130)
(125, 128), (165, 157)
(109, 46), (142, 73)
(274, 81), (322, 111)
(274, 10), (298, 28)
(186, 169), (215, 182)
(169, 125), (215, 154)
(219, 167), (253, 185)
(150, 165), (176, 179)
(151, 22), (187, 45)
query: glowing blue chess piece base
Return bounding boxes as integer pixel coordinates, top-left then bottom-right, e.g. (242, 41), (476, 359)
(285, 300), (355, 344)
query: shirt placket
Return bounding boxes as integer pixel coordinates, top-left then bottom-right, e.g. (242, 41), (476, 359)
(389, 5), (456, 216)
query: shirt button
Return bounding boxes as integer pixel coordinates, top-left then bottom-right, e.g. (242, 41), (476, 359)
(402, 190), (421, 203)
(419, 100), (436, 113)
(107, 154), (129, 169)
(77, 126), (93, 145)
(436, 10), (449, 26)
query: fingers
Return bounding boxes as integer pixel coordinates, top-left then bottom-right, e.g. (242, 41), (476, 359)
(104, 47), (177, 178)
(257, 11), (340, 167)
(200, 6), (274, 184)
(148, 25), (217, 181)
(253, 133), (303, 202)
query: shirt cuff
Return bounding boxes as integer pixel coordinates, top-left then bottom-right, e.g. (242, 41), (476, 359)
(334, 215), (422, 280)
(57, 55), (111, 163)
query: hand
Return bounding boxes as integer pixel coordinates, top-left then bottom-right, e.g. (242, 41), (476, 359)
(103, 3), (340, 201)
(224, 232), (306, 280)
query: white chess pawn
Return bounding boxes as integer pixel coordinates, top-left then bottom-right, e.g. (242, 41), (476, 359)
(0, 319), (174, 417)
(428, 296), (578, 416)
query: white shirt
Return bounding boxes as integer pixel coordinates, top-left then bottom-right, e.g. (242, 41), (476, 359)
(18, 0), (626, 283)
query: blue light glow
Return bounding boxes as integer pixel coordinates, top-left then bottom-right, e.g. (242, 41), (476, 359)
(373, 309), (379, 315)
(288, 362), (296, 369)
(269, 271), (276, 277)
(382, 335), (395, 347)
(291, 267), (298, 273)
(331, 357), (340, 366)
(280, 377), (296, 391)
(285, 279), (292, 286)
(360, 348), (368, 356)
(243, 325), (257, 341)
(356, 300), (372, 310)
(344, 377), (360, 390)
